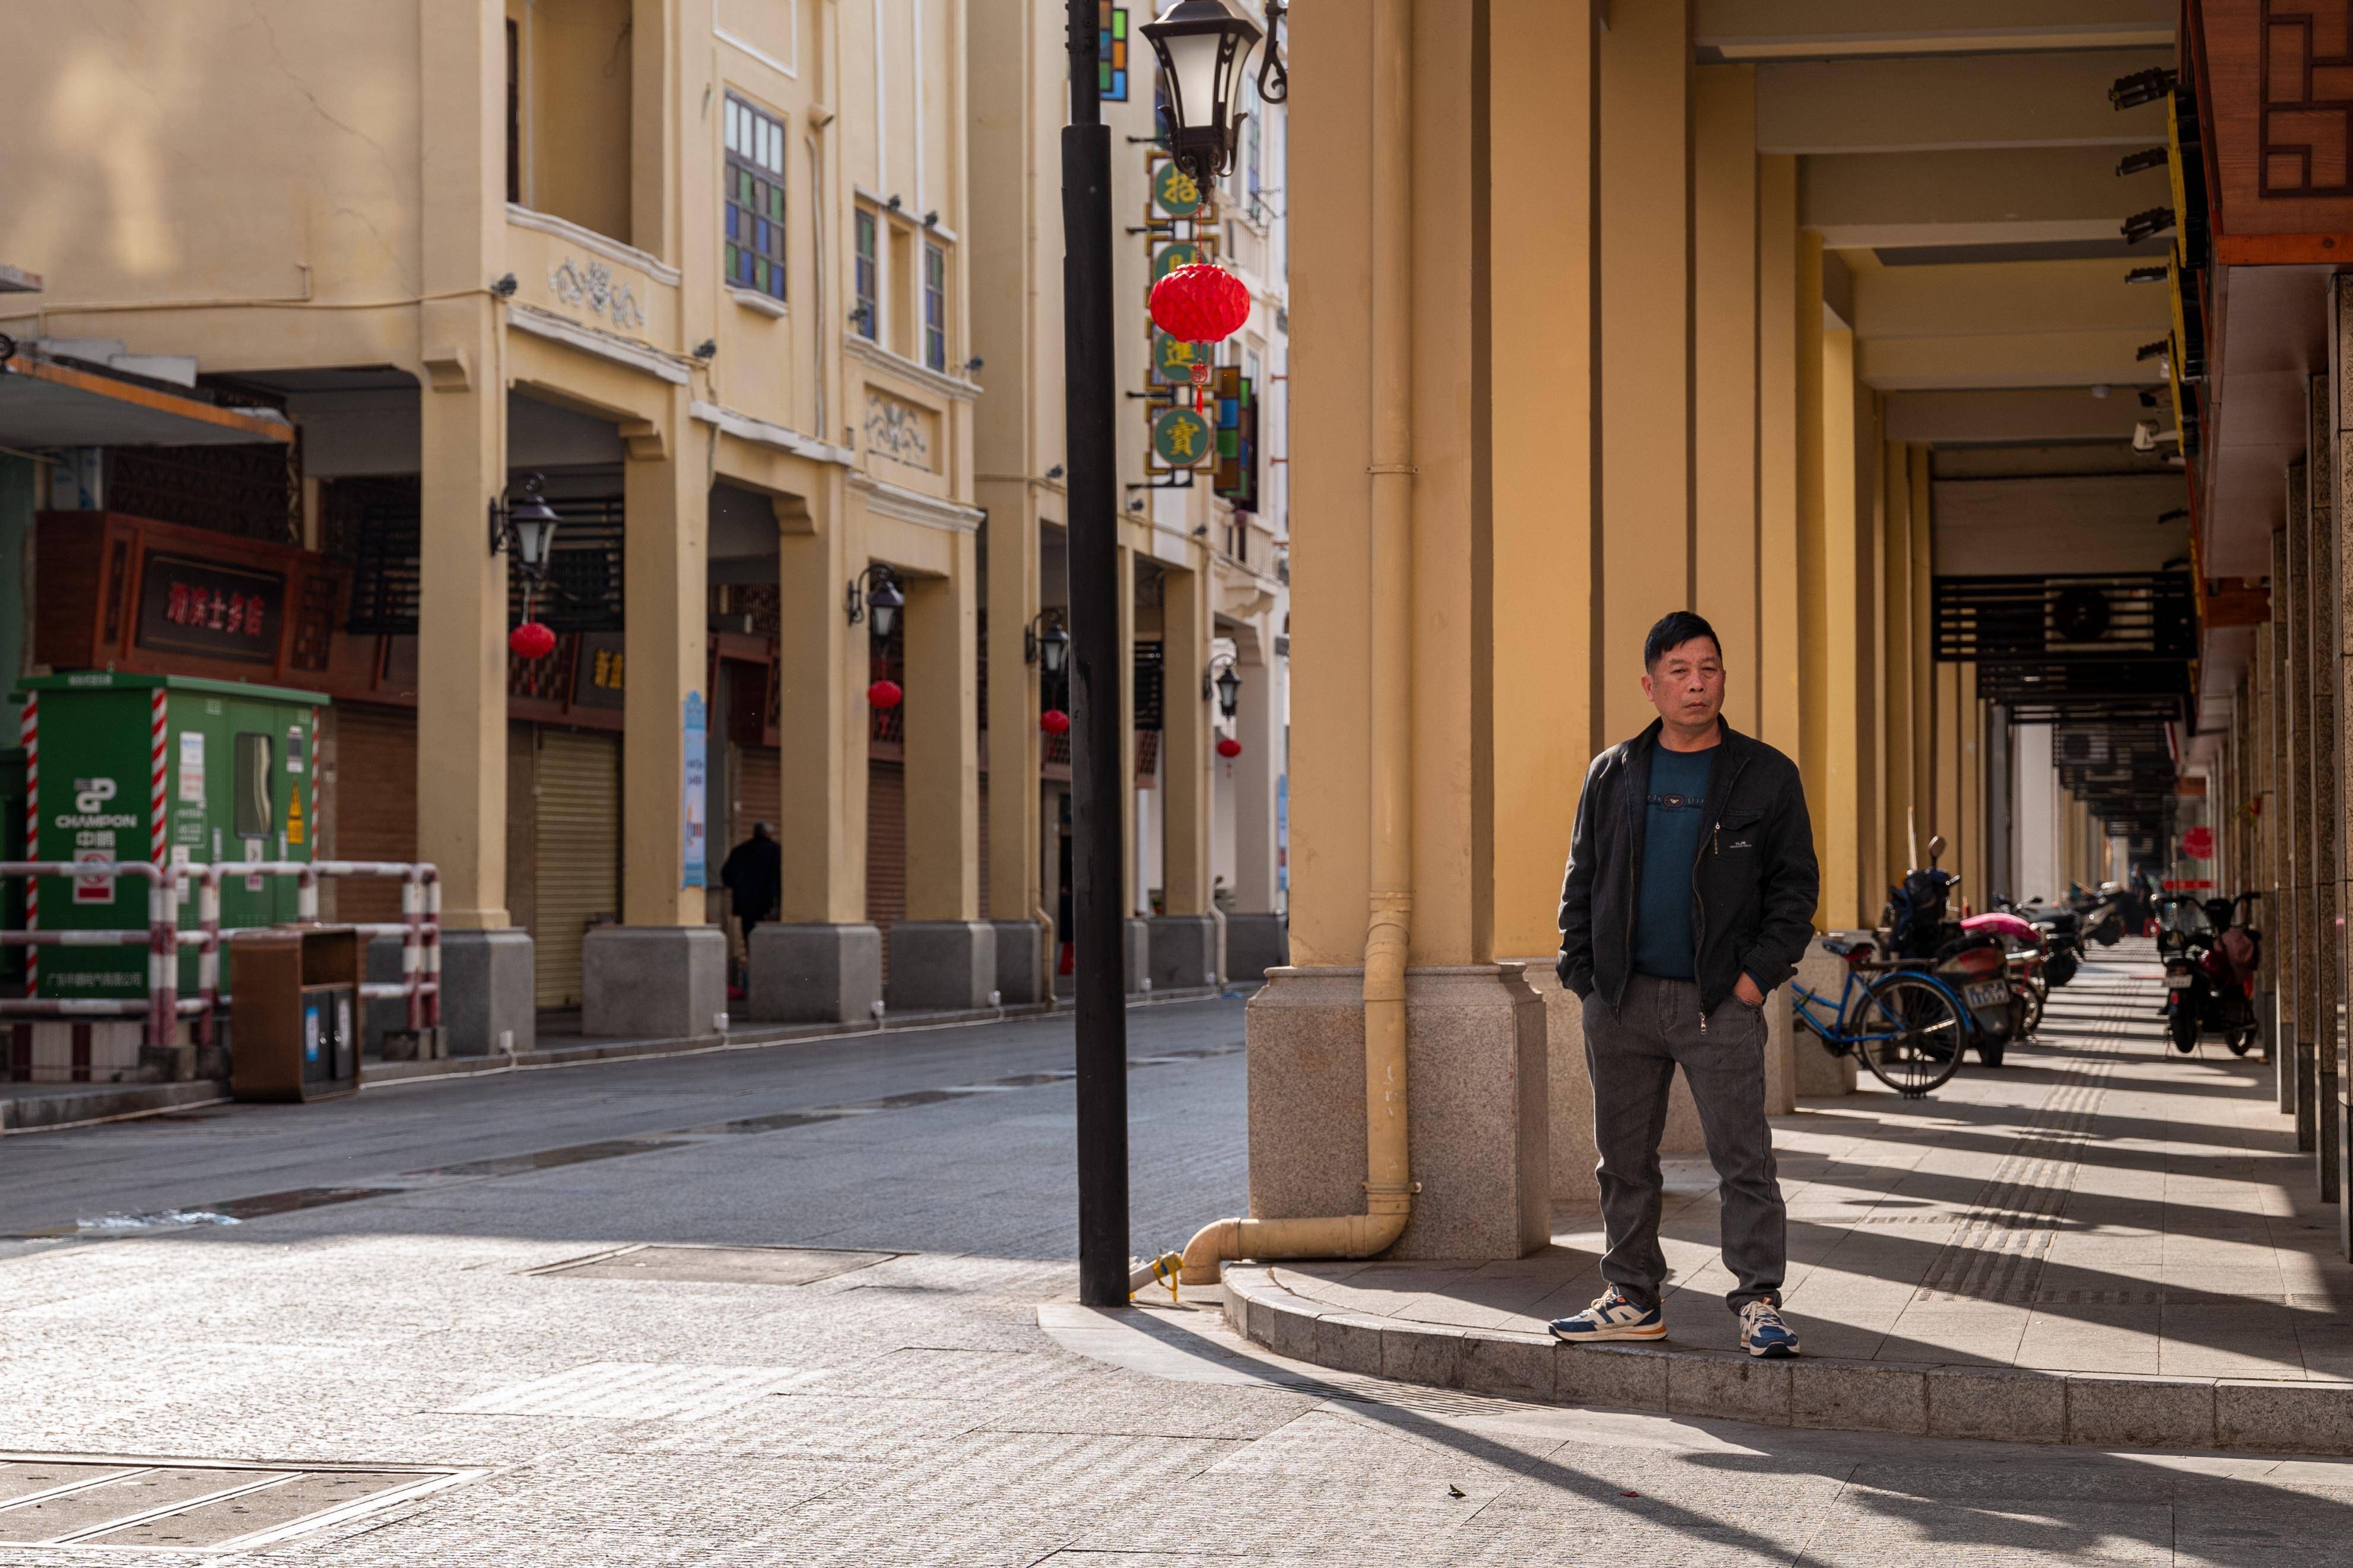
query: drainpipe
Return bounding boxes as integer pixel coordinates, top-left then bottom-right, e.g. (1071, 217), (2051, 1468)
(1152, 0), (1417, 1290)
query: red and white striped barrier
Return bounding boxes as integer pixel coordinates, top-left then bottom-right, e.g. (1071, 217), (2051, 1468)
(2, 859), (438, 1049)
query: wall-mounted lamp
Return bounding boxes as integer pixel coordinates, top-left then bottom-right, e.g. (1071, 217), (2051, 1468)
(1025, 610), (1070, 676)
(1204, 652), (1241, 719)
(490, 473), (561, 578)
(845, 562), (905, 640)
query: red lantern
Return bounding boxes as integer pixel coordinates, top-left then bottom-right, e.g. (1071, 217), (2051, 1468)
(867, 679), (903, 710)
(1039, 708), (1071, 736)
(1149, 263), (1252, 346)
(509, 621), (556, 660)
(1217, 736), (1243, 759)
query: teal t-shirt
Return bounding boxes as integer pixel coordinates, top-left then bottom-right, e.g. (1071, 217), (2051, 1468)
(1632, 743), (1716, 979)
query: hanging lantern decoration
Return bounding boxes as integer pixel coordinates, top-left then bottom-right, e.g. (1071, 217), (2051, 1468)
(1217, 735), (1243, 759)
(867, 678), (904, 711)
(509, 620), (556, 660)
(1039, 707), (1072, 736)
(1149, 262), (1252, 412)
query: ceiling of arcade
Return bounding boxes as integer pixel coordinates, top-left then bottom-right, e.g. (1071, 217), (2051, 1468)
(1704, 0), (2181, 503)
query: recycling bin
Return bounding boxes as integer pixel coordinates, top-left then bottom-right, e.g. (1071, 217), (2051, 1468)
(228, 925), (361, 1101)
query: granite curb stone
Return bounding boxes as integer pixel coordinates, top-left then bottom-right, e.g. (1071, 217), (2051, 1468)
(1224, 1266), (2353, 1456)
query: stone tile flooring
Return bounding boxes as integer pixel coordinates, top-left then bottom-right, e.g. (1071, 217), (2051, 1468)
(1275, 943), (2351, 1379)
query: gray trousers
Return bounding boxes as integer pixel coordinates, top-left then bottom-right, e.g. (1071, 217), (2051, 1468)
(1583, 974), (1786, 1313)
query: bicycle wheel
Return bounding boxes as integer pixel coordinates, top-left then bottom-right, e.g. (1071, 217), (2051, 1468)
(1850, 973), (1966, 1097)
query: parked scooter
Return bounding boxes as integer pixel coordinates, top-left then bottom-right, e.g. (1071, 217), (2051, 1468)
(2072, 883), (2127, 948)
(1879, 835), (2014, 1067)
(1999, 895), (2083, 989)
(2157, 892), (2262, 1055)
(1963, 908), (2047, 1040)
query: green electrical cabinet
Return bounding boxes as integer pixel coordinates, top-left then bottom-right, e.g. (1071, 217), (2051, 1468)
(12, 673), (327, 1013)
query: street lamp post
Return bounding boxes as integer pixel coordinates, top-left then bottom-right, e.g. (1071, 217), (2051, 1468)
(1064, 0), (1131, 1309)
(1066, 0), (1280, 1309)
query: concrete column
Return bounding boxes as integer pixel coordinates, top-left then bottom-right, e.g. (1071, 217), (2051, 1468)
(890, 541), (993, 1011)
(2272, 524), (2299, 1106)
(752, 484), (882, 1025)
(2307, 379), (2342, 1201)
(1695, 63), (1758, 734)
(1817, 323), (1869, 927)
(1881, 441), (1917, 880)
(1149, 563), (1215, 990)
(1597, 0), (1692, 742)
(2289, 468), (2319, 1151)
(1757, 156), (1802, 762)
(1252, 0), (1563, 1261)
(2333, 281), (2353, 1228)
(985, 502), (1047, 1004)
(1795, 232), (1830, 921)
(586, 395), (724, 1039)
(1227, 634), (1287, 982)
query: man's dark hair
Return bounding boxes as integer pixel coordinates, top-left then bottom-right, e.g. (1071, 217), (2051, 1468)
(1643, 610), (1721, 670)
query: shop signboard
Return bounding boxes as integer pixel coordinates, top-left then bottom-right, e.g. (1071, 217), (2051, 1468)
(134, 553), (284, 664)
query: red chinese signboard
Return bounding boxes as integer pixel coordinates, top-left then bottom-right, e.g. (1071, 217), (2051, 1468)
(134, 552), (283, 664)
(2183, 825), (2214, 860)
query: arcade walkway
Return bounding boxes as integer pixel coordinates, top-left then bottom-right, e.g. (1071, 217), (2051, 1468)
(1225, 944), (2353, 1451)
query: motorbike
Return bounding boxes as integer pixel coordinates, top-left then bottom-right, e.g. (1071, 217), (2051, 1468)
(2157, 892), (2262, 1055)
(1963, 908), (2047, 1040)
(1999, 895), (2083, 989)
(1879, 835), (2014, 1067)
(2071, 883), (2127, 948)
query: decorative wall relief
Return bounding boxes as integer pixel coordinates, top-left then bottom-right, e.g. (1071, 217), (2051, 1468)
(549, 257), (647, 333)
(863, 390), (935, 470)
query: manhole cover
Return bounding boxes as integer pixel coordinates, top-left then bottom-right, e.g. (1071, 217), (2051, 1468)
(0, 1455), (468, 1551)
(534, 1244), (895, 1286)
(443, 1362), (821, 1419)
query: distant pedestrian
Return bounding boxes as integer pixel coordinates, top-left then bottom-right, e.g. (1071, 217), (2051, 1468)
(720, 822), (783, 950)
(1551, 611), (1819, 1359)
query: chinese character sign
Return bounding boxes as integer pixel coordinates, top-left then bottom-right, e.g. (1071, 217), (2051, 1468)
(135, 553), (283, 664)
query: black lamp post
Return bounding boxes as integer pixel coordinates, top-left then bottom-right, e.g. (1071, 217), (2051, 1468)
(1065, 0), (1278, 1311)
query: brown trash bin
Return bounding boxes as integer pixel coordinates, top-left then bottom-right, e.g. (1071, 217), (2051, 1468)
(228, 926), (363, 1102)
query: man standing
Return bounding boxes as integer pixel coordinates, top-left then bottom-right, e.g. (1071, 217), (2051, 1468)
(720, 820), (783, 959)
(1551, 612), (1819, 1358)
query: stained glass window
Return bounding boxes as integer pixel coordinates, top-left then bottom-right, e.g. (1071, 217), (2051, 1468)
(855, 211), (879, 339)
(1099, 4), (1129, 101)
(723, 94), (788, 301)
(923, 241), (948, 372)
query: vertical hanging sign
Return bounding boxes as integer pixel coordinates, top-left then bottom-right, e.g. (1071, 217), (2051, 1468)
(681, 692), (708, 888)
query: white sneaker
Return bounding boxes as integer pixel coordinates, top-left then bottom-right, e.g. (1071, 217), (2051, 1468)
(1548, 1286), (1666, 1344)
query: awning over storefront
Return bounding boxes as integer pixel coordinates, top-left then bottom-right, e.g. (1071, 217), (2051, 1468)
(0, 351), (291, 447)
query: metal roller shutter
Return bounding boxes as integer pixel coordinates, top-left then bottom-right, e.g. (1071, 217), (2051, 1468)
(329, 706), (416, 926)
(867, 761), (903, 983)
(534, 727), (621, 1011)
(734, 746), (780, 848)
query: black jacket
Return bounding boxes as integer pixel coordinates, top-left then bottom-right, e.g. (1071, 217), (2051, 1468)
(1556, 718), (1819, 1017)
(720, 835), (783, 922)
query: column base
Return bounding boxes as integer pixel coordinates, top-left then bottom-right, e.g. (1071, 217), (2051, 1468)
(582, 926), (727, 1040)
(886, 921), (999, 1013)
(2260, 989), (2278, 1066)
(747, 923), (882, 1023)
(1793, 937), (1862, 1096)
(435, 929), (535, 1057)
(1224, 914), (1290, 984)
(2322, 1064), (2342, 1204)
(2298, 1039), (2319, 1152)
(1124, 918), (1151, 994)
(991, 920), (1048, 1006)
(1147, 915), (1220, 992)
(1246, 964), (1548, 1261)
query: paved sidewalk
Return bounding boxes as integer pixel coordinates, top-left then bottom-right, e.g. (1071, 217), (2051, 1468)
(1259, 942), (2349, 1387)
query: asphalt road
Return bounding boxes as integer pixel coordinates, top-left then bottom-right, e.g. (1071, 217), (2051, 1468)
(1, 993), (2349, 1564)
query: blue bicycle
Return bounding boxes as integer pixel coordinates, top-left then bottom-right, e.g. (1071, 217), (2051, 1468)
(1789, 937), (1970, 1098)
